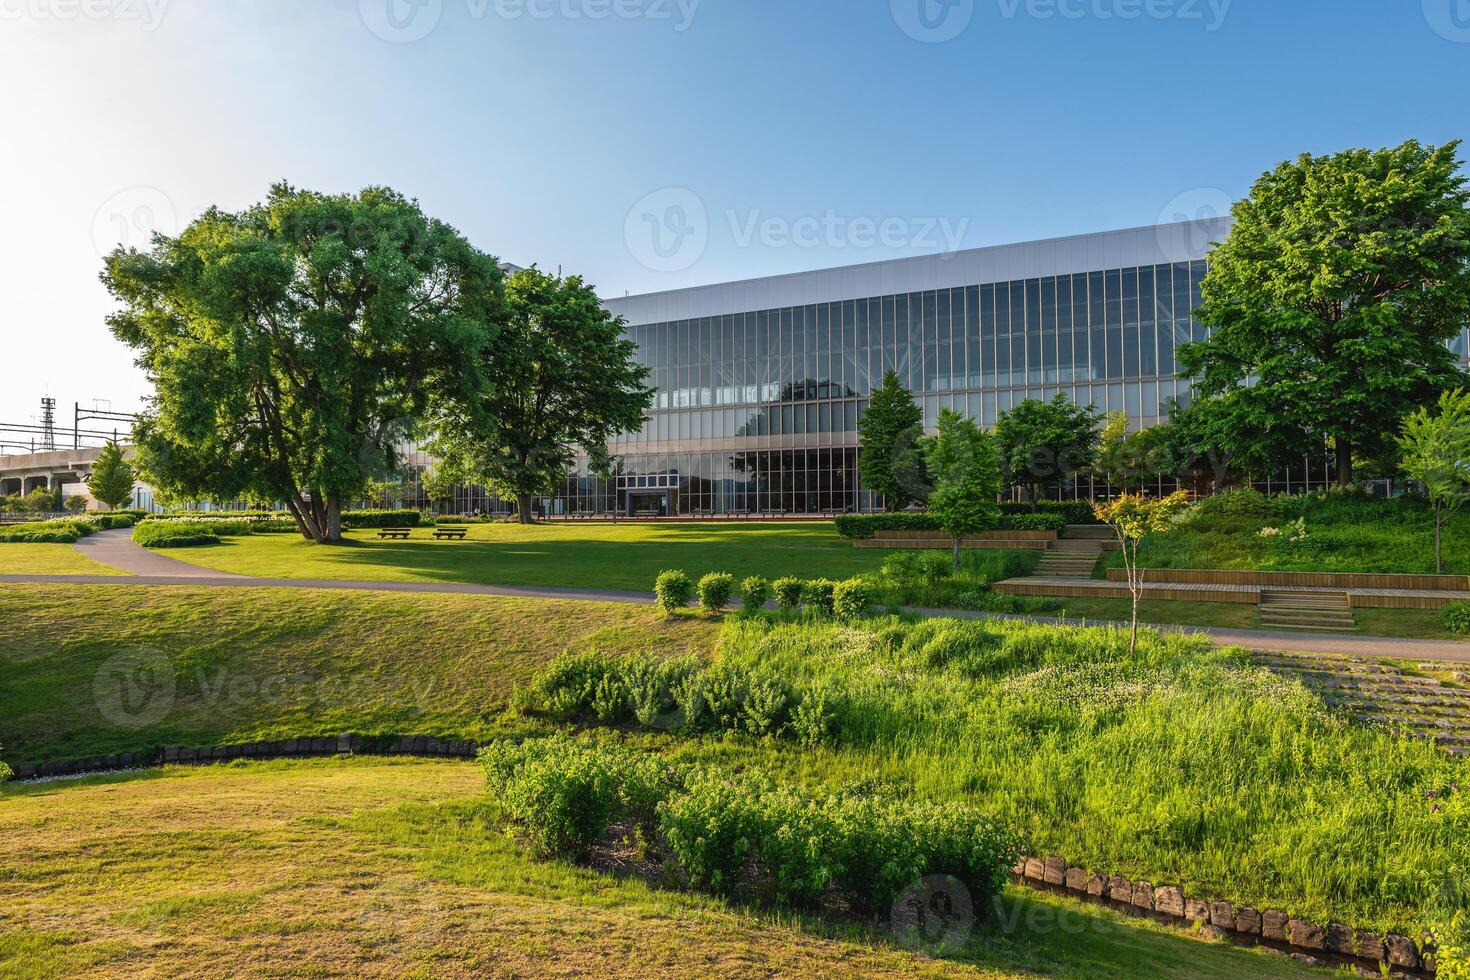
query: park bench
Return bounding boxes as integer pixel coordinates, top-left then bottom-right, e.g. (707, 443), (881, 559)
(571, 510), (595, 519)
(728, 508), (750, 519)
(432, 526), (468, 540)
(377, 527), (413, 540)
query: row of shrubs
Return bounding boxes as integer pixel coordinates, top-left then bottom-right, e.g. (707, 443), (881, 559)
(141, 508), (423, 529)
(834, 511), (1068, 539)
(131, 520), (222, 549)
(653, 569), (874, 620)
(479, 735), (1022, 912)
(516, 650), (837, 744)
(0, 511), (141, 543)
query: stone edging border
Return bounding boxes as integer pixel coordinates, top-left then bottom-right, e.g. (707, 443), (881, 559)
(2, 745), (1439, 976)
(6, 734), (479, 780)
(1012, 854), (1433, 975)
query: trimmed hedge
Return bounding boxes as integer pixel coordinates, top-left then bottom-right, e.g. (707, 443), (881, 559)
(0, 517), (116, 543)
(131, 521), (221, 549)
(341, 509), (422, 529)
(834, 511), (1067, 539)
(999, 499), (1098, 525)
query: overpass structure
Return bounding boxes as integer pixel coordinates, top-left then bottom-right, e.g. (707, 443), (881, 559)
(0, 444), (126, 500)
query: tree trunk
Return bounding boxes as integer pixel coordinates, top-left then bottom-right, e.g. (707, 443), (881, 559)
(1028, 486), (1038, 513)
(324, 495), (342, 543)
(1435, 500), (1443, 575)
(1334, 437), (1353, 488)
(517, 493), (534, 524)
(952, 536), (961, 571)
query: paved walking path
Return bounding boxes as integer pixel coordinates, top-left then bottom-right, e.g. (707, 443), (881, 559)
(71, 528), (250, 578)
(3, 529), (1461, 665)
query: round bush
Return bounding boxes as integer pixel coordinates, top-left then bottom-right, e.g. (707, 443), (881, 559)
(739, 575), (770, 612)
(654, 569), (694, 614)
(832, 578), (874, 621)
(801, 579), (837, 617)
(697, 572), (735, 613)
(772, 576), (803, 612)
(1444, 601), (1470, 636)
(917, 552), (953, 583)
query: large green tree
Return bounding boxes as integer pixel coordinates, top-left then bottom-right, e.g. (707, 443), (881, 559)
(924, 409), (1002, 569)
(858, 371), (928, 511)
(1398, 388), (1470, 573)
(103, 183), (503, 542)
(429, 267), (652, 523)
(87, 442), (135, 511)
(994, 393), (1100, 508)
(1179, 139), (1470, 487)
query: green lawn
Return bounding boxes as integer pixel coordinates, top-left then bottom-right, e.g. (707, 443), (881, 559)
(1051, 597), (1465, 639)
(0, 583), (716, 766)
(0, 543), (128, 576)
(156, 521), (897, 592)
(0, 757), (1323, 978)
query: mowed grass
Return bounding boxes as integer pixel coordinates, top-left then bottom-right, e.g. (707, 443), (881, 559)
(0, 757), (1324, 979)
(0, 584), (716, 766)
(153, 521), (895, 591)
(0, 543), (127, 576)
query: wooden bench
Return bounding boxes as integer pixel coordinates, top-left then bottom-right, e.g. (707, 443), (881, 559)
(377, 527), (413, 540)
(432, 527), (468, 540)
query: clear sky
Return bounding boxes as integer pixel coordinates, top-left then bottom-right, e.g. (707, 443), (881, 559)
(1, 0), (1466, 428)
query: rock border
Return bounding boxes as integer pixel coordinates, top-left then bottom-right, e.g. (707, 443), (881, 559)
(5, 733), (479, 781)
(1015, 854), (1434, 975)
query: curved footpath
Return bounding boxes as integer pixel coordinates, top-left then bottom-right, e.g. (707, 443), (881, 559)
(5, 529), (1469, 664)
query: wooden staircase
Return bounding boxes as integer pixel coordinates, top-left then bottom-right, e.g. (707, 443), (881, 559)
(1257, 589), (1357, 633)
(1031, 525), (1112, 577)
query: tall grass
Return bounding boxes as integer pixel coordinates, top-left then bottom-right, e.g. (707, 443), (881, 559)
(663, 615), (1469, 936)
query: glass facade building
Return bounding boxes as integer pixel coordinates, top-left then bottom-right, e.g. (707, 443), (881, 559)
(405, 218), (1470, 517)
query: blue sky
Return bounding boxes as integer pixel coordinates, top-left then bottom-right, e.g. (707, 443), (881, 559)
(1, 0), (1466, 423)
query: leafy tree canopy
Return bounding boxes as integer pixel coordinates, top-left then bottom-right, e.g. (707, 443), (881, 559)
(87, 442), (135, 511)
(994, 393), (1100, 508)
(1180, 139), (1470, 486)
(1399, 388), (1470, 572)
(925, 409), (1002, 567)
(429, 266), (652, 523)
(858, 371), (928, 511)
(103, 183), (504, 542)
